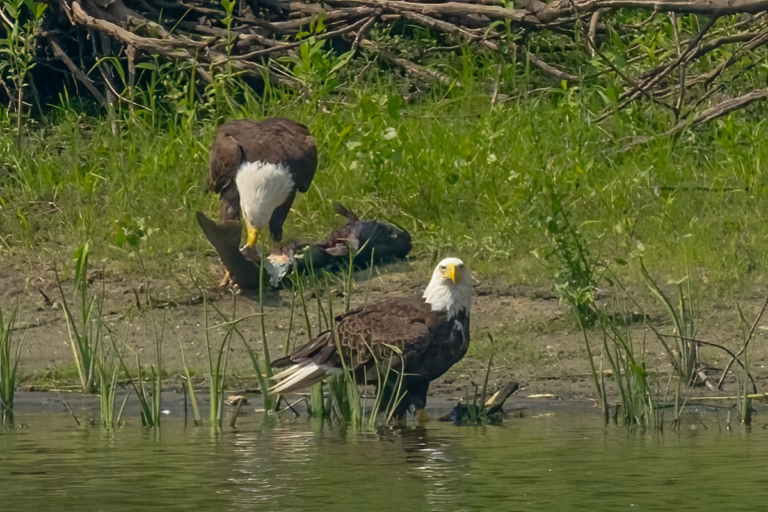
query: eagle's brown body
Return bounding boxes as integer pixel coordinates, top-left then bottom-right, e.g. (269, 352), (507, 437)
(207, 117), (317, 241)
(272, 296), (471, 416)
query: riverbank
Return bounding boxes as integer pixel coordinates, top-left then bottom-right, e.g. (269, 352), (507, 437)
(6, 255), (768, 405)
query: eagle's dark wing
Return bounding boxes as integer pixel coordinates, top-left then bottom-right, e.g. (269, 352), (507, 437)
(271, 297), (434, 393)
(207, 127), (242, 194)
(208, 125), (245, 222)
(255, 118), (317, 193)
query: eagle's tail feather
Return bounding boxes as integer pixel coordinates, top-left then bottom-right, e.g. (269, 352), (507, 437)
(269, 362), (342, 395)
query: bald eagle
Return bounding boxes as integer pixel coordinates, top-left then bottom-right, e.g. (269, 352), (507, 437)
(207, 117), (317, 256)
(270, 258), (472, 420)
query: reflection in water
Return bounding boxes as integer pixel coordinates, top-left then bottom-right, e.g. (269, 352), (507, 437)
(3, 405), (768, 511)
(222, 425), (470, 511)
(382, 428), (470, 511)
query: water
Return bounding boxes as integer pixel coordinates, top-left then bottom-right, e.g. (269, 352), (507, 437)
(1, 393), (766, 511)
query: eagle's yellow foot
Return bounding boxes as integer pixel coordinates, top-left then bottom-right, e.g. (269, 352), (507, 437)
(416, 408), (431, 425)
(219, 270), (232, 288)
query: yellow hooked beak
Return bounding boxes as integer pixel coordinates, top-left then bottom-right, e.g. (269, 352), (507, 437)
(445, 263), (461, 284)
(246, 222), (260, 249)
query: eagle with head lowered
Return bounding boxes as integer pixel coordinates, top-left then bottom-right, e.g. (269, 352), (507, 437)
(270, 257), (472, 420)
(207, 118), (317, 254)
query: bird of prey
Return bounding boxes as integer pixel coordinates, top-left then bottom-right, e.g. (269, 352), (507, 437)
(270, 257), (472, 422)
(207, 117), (317, 262)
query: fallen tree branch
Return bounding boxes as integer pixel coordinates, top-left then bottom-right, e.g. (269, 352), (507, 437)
(526, 49), (579, 81)
(47, 35), (108, 107)
(323, 0), (539, 25)
(620, 88), (768, 151)
(233, 13), (374, 60)
(588, 7), (607, 56)
(523, 0), (768, 23)
(595, 14), (720, 122)
(359, 38), (454, 85)
(70, 1), (202, 53)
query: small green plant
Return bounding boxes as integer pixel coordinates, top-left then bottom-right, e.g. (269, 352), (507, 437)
(114, 219), (166, 427)
(454, 334), (497, 426)
(204, 294), (236, 429)
(203, 277), (271, 428)
(536, 182), (601, 327)
(174, 321), (201, 426)
(597, 298), (661, 430)
(0, 0), (46, 146)
(538, 187), (662, 429)
(112, 332), (163, 428)
(0, 304), (23, 426)
(227, 253), (279, 418)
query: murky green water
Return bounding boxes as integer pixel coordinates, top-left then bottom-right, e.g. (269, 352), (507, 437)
(1, 393), (767, 511)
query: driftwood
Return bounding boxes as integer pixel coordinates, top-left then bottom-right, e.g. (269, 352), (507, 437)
(439, 381), (519, 425)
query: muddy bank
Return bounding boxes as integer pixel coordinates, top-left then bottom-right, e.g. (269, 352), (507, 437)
(5, 258), (768, 403)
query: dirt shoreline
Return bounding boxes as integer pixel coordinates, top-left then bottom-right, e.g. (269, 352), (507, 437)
(5, 258), (768, 404)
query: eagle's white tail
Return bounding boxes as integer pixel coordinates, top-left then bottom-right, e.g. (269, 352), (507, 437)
(269, 362), (343, 395)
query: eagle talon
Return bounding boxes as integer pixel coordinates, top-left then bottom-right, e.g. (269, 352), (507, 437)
(416, 408), (431, 425)
(219, 270), (233, 288)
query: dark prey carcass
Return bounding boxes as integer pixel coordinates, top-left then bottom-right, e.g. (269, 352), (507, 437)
(197, 203), (412, 289)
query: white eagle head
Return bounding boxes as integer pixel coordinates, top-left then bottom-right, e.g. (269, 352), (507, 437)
(423, 257), (473, 319)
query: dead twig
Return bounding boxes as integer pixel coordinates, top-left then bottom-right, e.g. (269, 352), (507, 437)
(717, 297), (768, 390)
(491, 63), (502, 104)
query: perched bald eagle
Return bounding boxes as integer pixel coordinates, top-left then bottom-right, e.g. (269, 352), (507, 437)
(270, 258), (472, 420)
(207, 117), (317, 255)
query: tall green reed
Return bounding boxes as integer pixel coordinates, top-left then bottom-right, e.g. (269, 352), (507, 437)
(732, 299), (768, 426)
(204, 284), (272, 427)
(0, 304), (23, 426)
(107, 269), (165, 428)
(174, 320), (202, 426)
(112, 328), (163, 428)
(640, 257), (699, 384)
(55, 242), (100, 394)
(289, 268), (325, 418)
(95, 334), (127, 430)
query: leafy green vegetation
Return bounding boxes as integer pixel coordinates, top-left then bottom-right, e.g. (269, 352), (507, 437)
(1, 33), (768, 292)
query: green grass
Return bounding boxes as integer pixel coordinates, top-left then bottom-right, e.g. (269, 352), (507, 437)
(3, 50), (768, 294)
